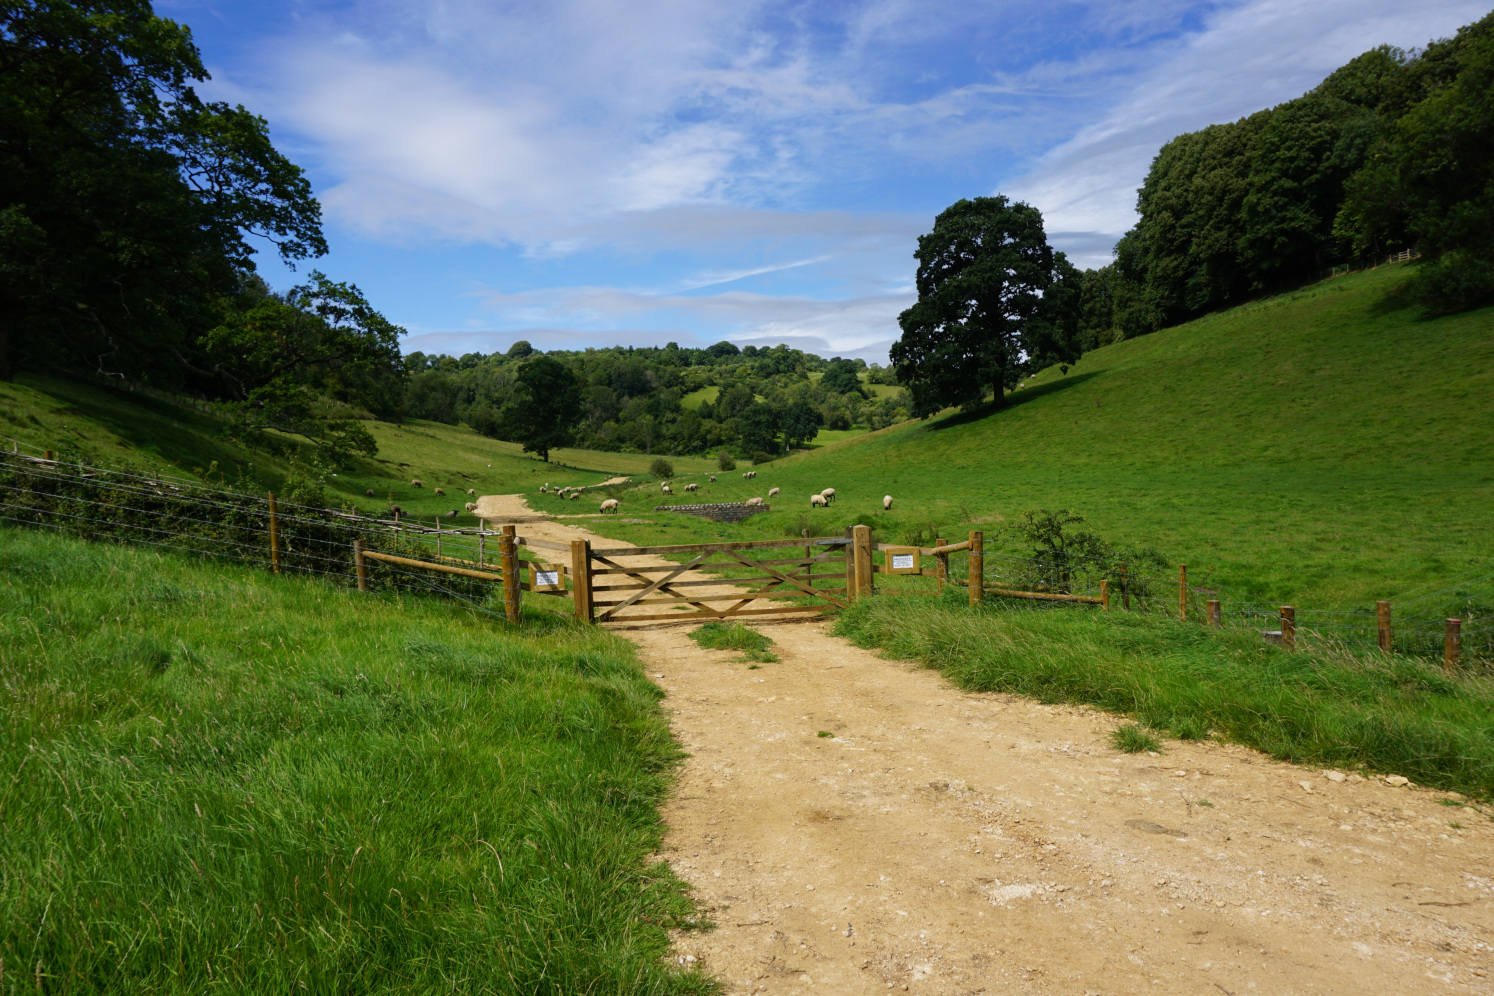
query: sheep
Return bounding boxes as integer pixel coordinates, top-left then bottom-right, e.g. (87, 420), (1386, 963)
(709, 475), (716, 482)
(600, 498), (620, 514)
(767, 486), (779, 498)
(820, 487), (835, 502)
(742, 472), (750, 479)
(661, 481), (671, 493)
(465, 502), (478, 513)
(569, 491), (581, 500)
(883, 494), (893, 510)
(810, 494), (827, 507)
(685, 482), (699, 492)
(433, 487), (446, 496)
(746, 496), (763, 505)
(444, 509), (457, 518)
(466, 488), (475, 496)
(388, 505), (402, 516)
(662, 484), (672, 494)
(365, 488), (375, 497)
(748, 470), (757, 479)
(411, 479), (422, 487)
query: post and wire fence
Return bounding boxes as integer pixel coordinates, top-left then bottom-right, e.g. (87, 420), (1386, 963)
(0, 441), (1488, 665)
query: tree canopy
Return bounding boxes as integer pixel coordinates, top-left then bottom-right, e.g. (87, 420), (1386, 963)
(0, 1), (330, 388)
(891, 196), (1081, 415)
(497, 355), (583, 462)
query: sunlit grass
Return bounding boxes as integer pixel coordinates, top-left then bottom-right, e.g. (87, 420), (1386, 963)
(0, 528), (709, 994)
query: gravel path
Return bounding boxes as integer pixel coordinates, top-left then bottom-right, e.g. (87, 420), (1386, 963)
(495, 495), (1494, 994)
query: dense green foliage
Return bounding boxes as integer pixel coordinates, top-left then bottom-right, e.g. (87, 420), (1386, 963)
(0, 529), (709, 993)
(1085, 11), (1494, 341)
(836, 596), (1494, 799)
(0, 2), (406, 446)
(893, 196), (1082, 412)
(404, 341), (911, 458)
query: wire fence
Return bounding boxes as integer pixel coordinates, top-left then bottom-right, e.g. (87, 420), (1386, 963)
(0, 445), (520, 622)
(1, 441), (1488, 661)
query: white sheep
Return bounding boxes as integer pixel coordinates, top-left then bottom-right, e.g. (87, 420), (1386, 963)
(810, 494), (827, 507)
(742, 472), (750, 479)
(465, 501), (478, 512)
(767, 486), (779, 498)
(685, 482), (699, 491)
(819, 488), (835, 503)
(709, 475), (716, 482)
(466, 488), (475, 496)
(444, 509), (457, 518)
(433, 487), (446, 496)
(749, 470), (757, 479)
(662, 483), (672, 494)
(569, 491), (580, 500)
(600, 498), (619, 513)
(746, 496), (763, 505)
(410, 478), (423, 487)
(883, 494), (893, 510)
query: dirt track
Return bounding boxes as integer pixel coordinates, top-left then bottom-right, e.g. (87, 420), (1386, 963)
(498, 497), (1494, 994)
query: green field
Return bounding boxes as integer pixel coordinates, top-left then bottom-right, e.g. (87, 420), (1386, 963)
(679, 385), (718, 410)
(0, 528), (708, 993)
(0, 375), (719, 522)
(593, 264), (1494, 607)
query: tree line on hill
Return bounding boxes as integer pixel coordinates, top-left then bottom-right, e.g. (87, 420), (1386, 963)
(892, 11), (1494, 417)
(403, 341), (910, 462)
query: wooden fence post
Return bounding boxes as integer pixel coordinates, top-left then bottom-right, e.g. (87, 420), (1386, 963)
(353, 539), (368, 592)
(852, 525), (873, 598)
(1280, 606), (1295, 651)
(267, 492), (281, 574)
(435, 516), (441, 559)
(935, 537), (947, 593)
(1445, 618), (1462, 672)
(479, 520), (487, 568)
(802, 528), (810, 565)
(1178, 564), (1187, 621)
(968, 530), (984, 607)
(1207, 599), (1221, 629)
(570, 538), (593, 623)
(1377, 600), (1392, 653)
(1100, 578), (1109, 611)
(1120, 563), (1130, 611)
(843, 527), (857, 600)
(500, 525), (520, 623)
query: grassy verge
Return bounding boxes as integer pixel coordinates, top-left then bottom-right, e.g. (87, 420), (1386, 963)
(835, 593), (1494, 800)
(688, 622), (778, 663)
(0, 529), (709, 993)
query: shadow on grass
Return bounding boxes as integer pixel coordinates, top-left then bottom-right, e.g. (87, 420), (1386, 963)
(927, 371), (1100, 431)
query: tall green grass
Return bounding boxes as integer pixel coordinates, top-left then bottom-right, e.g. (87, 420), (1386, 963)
(0, 529), (709, 993)
(836, 593), (1494, 800)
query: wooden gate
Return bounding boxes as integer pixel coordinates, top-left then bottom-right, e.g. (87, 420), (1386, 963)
(570, 536), (853, 625)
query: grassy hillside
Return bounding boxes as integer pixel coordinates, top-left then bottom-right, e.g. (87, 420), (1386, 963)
(0, 529), (708, 993)
(0, 374), (715, 521)
(596, 264), (1494, 605)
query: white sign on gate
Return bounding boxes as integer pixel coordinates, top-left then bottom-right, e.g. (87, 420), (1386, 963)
(536, 570), (560, 587)
(891, 553), (915, 570)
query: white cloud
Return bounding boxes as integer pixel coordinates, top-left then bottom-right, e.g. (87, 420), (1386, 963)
(1006, 0), (1492, 267)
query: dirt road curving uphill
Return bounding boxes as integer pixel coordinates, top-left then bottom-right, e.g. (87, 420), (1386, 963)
(497, 495), (1494, 994)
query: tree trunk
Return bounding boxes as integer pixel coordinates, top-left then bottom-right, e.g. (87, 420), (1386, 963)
(0, 305), (12, 381)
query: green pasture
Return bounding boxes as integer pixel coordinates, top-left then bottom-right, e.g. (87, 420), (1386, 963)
(592, 264), (1494, 607)
(679, 386), (718, 410)
(0, 528), (708, 994)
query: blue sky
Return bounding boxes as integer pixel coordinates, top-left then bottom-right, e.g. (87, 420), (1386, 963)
(167, 0), (1489, 362)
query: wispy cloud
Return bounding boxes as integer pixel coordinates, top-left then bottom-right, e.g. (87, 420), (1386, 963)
(192, 0), (1487, 357)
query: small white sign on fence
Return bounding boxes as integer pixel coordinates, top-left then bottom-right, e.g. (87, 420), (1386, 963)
(536, 570), (559, 587)
(891, 553), (915, 570)
(880, 545), (921, 575)
(530, 562), (567, 592)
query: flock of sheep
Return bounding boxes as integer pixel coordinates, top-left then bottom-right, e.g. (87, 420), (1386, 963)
(373, 470), (894, 520)
(598, 480), (892, 514)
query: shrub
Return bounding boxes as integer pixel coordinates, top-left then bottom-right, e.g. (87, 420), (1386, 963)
(649, 457), (674, 478)
(716, 451), (736, 471)
(749, 451), (777, 465)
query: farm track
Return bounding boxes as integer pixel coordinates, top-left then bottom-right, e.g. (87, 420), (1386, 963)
(496, 495), (1494, 995)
